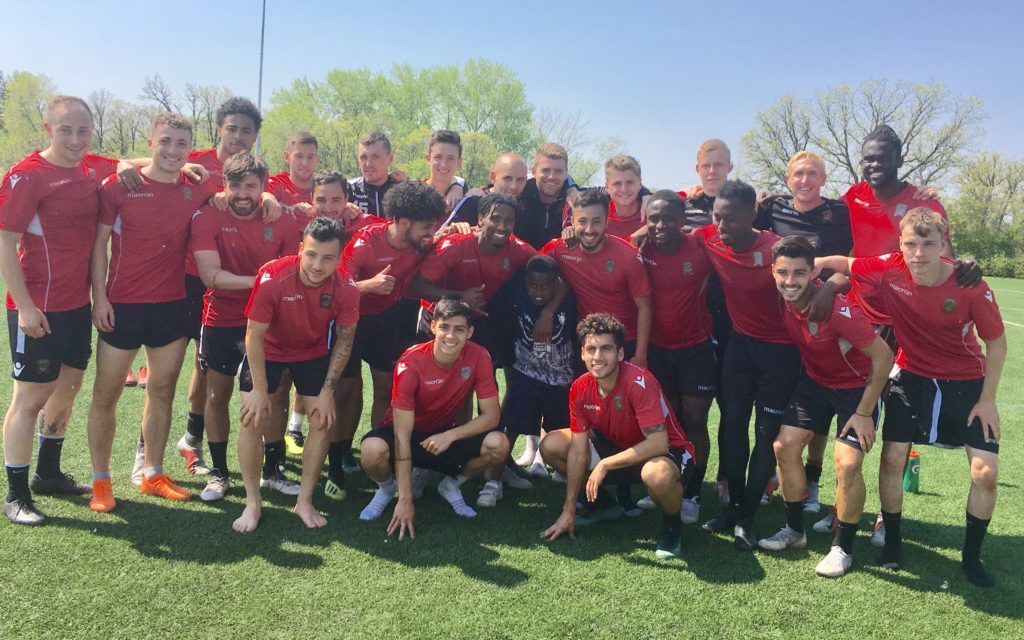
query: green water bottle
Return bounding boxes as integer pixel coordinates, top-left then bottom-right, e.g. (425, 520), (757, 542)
(904, 449), (921, 493)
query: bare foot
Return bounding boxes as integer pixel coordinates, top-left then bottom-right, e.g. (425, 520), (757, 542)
(232, 504), (261, 533)
(294, 501), (328, 528)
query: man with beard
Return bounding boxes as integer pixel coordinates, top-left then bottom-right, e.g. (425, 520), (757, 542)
(516, 143), (576, 250)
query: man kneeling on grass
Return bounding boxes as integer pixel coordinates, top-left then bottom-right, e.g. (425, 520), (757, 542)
(540, 313), (695, 559)
(233, 216), (358, 533)
(358, 296), (508, 539)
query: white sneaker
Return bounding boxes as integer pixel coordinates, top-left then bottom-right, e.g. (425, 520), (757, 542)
(200, 474), (230, 502)
(528, 461), (549, 479)
(551, 470), (567, 484)
(816, 545), (853, 578)
(410, 467), (429, 500)
(437, 476), (476, 517)
(260, 472), (300, 496)
(501, 465), (533, 490)
(679, 496), (700, 525)
(758, 526), (808, 551)
(637, 496), (657, 510)
(476, 480), (503, 507)
(130, 441), (146, 487)
(359, 485), (396, 520)
(812, 511), (837, 534)
(870, 515), (886, 548)
(804, 482), (821, 513)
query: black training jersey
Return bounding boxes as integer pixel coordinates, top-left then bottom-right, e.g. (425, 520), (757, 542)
(516, 178), (572, 250)
(348, 176), (397, 217)
(754, 196), (853, 257)
(685, 193), (715, 228)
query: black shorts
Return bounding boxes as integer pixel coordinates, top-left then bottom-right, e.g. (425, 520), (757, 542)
(720, 332), (801, 421)
(7, 305), (91, 383)
(100, 299), (186, 350)
(198, 325), (246, 376)
(883, 369), (998, 453)
(872, 323), (899, 353)
(501, 367), (570, 439)
(238, 354), (329, 396)
(361, 425), (501, 477)
(589, 429), (694, 486)
(648, 340), (718, 398)
(183, 274), (206, 342)
(354, 305), (402, 373)
(784, 376), (878, 451)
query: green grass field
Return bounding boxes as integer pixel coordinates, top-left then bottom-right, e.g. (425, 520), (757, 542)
(1, 279), (1022, 639)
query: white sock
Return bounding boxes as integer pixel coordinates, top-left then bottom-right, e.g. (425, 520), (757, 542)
(143, 465), (163, 479)
(515, 435), (539, 465)
(288, 412), (304, 431)
(377, 475), (396, 494)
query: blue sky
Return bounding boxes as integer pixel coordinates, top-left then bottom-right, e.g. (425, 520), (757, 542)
(3, 0), (1022, 189)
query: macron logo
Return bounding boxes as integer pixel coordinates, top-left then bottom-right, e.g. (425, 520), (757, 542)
(985, 290), (994, 303)
(12, 362), (25, 376)
(888, 283), (913, 297)
(353, 238), (366, 248)
(634, 375), (646, 389)
(9, 174), (22, 189)
(839, 306), (852, 319)
(396, 362), (408, 376)
(259, 272), (272, 284)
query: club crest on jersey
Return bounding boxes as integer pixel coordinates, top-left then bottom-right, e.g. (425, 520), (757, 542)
(37, 359), (51, 375)
(823, 210), (832, 223)
(183, 186), (193, 201)
(605, 260), (616, 273)
(894, 204), (908, 218)
(263, 227), (274, 241)
(502, 257), (511, 271)
(614, 396), (624, 410)
(943, 298), (956, 313)
(808, 321), (819, 336)
(683, 261), (693, 275)
(460, 366), (471, 381)
(753, 251), (764, 266)
(320, 294), (333, 308)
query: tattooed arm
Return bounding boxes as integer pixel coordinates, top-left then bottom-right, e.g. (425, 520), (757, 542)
(307, 323), (356, 431)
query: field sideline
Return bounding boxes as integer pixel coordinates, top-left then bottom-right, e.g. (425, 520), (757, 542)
(0, 279), (1022, 639)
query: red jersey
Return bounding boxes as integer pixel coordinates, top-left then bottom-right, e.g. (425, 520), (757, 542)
(694, 226), (790, 344)
(98, 173), (216, 304)
(188, 149), (223, 187)
(341, 222), (429, 316)
(605, 200), (646, 240)
(850, 253), (1003, 380)
(640, 236), (713, 349)
(343, 213), (385, 240)
(266, 171), (312, 207)
(782, 289), (879, 389)
(245, 254), (360, 362)
(0, 151), (118, 311)
(569, 362), (693, 455)
(842, 182), (948, 325)
(190, 204), (297, 327)
(420, 232), (536, 307)
(541, 235), (652, 340)
(387, 340), (499, 433)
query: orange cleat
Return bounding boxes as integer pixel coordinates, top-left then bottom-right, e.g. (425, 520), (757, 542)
(140, 474), (190, 501)
(125, 369), (137, 387)
(137, 366), (149, 389)
(89, 478), (117, 512)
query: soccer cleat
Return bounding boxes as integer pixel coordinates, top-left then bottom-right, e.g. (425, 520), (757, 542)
(324, 478), (347, 501)
(761, 475), (780, 505)
(410, 467), (429, 500)
(341, 450), (361, 475)
(437, 476), (477, 517)
(655, 522), (683, 559)
(200, 474), (230, 502)
(551, 470), (567, 484)
(758, 526), (808, 551)
(3, 494), (46, 526)
(284, 430), (305, 455)
(528, 461), (549, 479)
(803, 482), (821, 513)
(501, 464), (532, 490)
(961, 559), (995, 588)
(879, 544), (902, 570)
(680, 496), (700, 525)
(715, 479), (730, 505)
(702, 509), (738, 533)
(260, 472), (300, 496)
(637, 496), (657, 510)
(816, 545), (854, 578)
(29, 471), (91, 496)
(734, 521), (757, 551)
(137, 366), (149, 389)
(359, 486), (396, 520)
(130, 442), (146, 487)
(89, 479), (116, 512)
(812, 510), (838, 535)
(140, 474), (190, 501)
(870, 515), (886, 548)
(125, 368), (137, 387)
(476, 480), (503, 507)
(575, 503), (624, 528)
(177, 434), (212, 476)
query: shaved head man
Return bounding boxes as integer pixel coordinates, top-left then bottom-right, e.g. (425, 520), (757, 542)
(447, 152), (529, 227)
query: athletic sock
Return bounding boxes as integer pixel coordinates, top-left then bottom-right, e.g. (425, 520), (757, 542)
(327, 442), (347, 483)
(962, 512), (991, 565)
(92, 470), (111, 482)
(785, 500), (805, 533)
(881, 510), (902, 549)
(452, 474), (468, 487)
(684, 464), (708, 500)
(263, 441), (284, 478)
(5, 464), (31, 500)
(35, 435), (64, 478)
(834, 520), (858, 553)
(339, 438), (353, 452)
(288, 411), (304, 432)
(143, 465), (164, 479)
(662, 511), (683, 534)
(186, 412), (205, 441)
(804, 460), (823, 484)
(208, 441), (228, 477)
(377, 475), (396, 494)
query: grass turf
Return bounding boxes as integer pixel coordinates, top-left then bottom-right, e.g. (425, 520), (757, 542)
(0, 279), (1022, 639)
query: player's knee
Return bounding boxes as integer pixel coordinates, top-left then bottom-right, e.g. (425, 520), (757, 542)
(834, 453), (863, 488)
(773, 432), (801, 462)
(482, 431), (510, 461)
(144, 375), (177, 401)
(539, 430), (569, 460)
(641, 458), (678, 493)
(879, 444), (907, 474)
(970, 460), (998, 493)
(360, 437), (390, 469)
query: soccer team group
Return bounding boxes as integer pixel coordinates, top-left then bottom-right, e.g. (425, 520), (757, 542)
(0, 94), (1008, 587)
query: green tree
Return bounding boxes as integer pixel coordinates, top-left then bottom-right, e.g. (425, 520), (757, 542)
(948, 152), (1024, 265)
(0, 71), (55, 170)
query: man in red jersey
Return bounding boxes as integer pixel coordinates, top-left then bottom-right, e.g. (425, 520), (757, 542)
(358, 297), (507, 537)
(817, 208), (1007, 587)
(601, 155), (651, 240)
(760, 236), (892, 578)
(0, 95), (120, 525)
(85, 114), (220, 512)
(540, 313), (695, 560)
(638, 191), (716, 526)
(695, 180), (801, 551)
(266, 131), (318, 208)
(189, 153), (297, 503)
(232, 217), (358, 532)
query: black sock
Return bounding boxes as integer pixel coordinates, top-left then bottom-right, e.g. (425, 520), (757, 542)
(327, 442), (347, 483)
(835, 520), (858, 553)
(6, 464), (31, 500)
(963, 512), (991, 565)
(263, 441), (284, 478)
(208, 441), (228, 477)
(186, 412), (205, 440)
(36, 436), (64, 478)
(805, 461), (823, 484)
(684, 465), (707, 500)
(340, 438), (353, 452)
(662, 511), (682, 534)
(785, 500), (804, 533)
(881, 510), (902, 549)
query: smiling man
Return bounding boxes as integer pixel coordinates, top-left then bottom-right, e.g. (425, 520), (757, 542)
(516, 143), (575, 250)
(266, 131), (319, 211)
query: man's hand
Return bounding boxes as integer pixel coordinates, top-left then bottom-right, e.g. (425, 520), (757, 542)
(585, 462), (608, 503)
(182, 163), (209, 184)
(421, 430), (456, 456)
(561, 225), (579, 249)
(307, 390), (336, 431)
(91, 298), (116, 333)
(466, 187), (487, 198)
(260, 195), (282, 222)
(116, 160), (144, 192)
(438, 222), (472, 237)
(239, 390), (271, 429)
(912, 185), (939, 200)
(807, 283), (838, 322)
(387, 499), (416, 540)
(532, 309), (554, 343)
(954, 259), (982, 288)
(462, 285), (487, 315)
(839, 414), (877, 453)
(18, 306), (50, 339)
(968, 400), (1001, 444)
(211, 191), (229, 211)
(292, 202), (315, 219)
(540, 509), (576, 541)
(364, 264), (395, 295)
(629, 224), (649, 249)
(445, 184), (465, 213)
